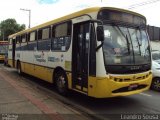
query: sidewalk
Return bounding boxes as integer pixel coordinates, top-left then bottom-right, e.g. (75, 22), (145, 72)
(0, 67), (90, 120)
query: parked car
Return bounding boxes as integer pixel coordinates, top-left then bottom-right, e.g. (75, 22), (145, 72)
(151, 61), (160, 91)
(152, 50), (160, 64)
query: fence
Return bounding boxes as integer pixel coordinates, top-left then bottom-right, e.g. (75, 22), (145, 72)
(147, 25), (160, 41)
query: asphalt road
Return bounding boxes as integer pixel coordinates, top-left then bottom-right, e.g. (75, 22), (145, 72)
(0, 64), (160, 120)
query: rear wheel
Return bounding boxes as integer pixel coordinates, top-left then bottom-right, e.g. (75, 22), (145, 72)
(151, 78), (160, 91)
(55, 70), (68, 95)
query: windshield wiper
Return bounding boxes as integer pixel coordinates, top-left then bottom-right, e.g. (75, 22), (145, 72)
(125, 34), (130, 54)
(136, 31), (142, 55)
(116, 26), (130, 54)
(96, 42), (104, 51)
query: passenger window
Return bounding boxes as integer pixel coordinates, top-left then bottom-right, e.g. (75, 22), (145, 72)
(29, 32), (36, 41)
(37, 27), (51, 51)
(55, 23), (68, 37)
(42, 27), (50, 39)
(51, 21), (71, 51)
(38, 30), (42, 40)
(22, 34), (27, 43)
(16, 36), (21, 44)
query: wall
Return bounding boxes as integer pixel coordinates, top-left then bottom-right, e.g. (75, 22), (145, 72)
(147, 25), (160, 41)
(150, 41), (160, 51)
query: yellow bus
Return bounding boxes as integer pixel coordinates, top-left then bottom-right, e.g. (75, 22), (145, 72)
(8, 7), (152, 98)
(0, 41), (8, 62)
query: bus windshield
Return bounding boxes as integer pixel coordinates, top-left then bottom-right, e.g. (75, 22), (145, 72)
(102, 25), (151, 73)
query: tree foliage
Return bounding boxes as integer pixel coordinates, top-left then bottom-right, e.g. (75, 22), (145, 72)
(0, 18), (25, 40)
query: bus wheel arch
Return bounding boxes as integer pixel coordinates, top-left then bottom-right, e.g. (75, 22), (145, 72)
(53, 67), (68, 95)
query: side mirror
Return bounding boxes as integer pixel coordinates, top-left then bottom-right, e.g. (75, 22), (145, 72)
(97, 26), (104, 41)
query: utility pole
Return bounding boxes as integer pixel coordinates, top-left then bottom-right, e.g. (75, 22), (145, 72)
(20, 8), (31, 28)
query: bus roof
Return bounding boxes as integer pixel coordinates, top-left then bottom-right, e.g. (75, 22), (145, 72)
(8, 7), (146, 38)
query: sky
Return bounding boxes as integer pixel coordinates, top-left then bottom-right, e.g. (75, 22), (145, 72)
(0, 0), (160, 28)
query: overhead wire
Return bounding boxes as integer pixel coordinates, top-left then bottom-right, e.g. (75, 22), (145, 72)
(128, 0), (160, 9)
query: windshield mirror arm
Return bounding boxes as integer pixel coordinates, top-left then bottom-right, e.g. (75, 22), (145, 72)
(96, 41), (104, 51)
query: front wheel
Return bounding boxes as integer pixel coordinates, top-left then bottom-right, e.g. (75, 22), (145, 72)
(55, 70), (68, 95)
(151, 78), (160, 91)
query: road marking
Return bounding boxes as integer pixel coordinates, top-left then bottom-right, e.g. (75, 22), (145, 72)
(139, 93), (152, 97)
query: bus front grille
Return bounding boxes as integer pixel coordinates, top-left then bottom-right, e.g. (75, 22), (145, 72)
(111, 72), (151, 82)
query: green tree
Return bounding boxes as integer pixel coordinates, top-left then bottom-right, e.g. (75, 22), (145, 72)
(0, 18), (25, 40)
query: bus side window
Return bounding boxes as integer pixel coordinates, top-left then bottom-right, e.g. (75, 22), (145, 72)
(37, 27), (51, 51)
(21, 35), (26, 43)
(28, 31), (37, 50)
(51, 21), (71, 51)
(38, 29), (42, 40)
(21, 34), (27, 50)
(42, 27), (50, 40)
(16, 36), (21, 44)
(16, 36), (21, 51)
(29, 31), (37, 42)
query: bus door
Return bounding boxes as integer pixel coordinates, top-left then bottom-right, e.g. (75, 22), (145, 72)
(72, 22), (90, 93)
(12, 38), (16, 67)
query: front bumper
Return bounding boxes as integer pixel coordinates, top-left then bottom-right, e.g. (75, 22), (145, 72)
(88, 71), (152, 98)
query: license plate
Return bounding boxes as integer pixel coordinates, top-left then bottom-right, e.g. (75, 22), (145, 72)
(128, 84), (138, 90)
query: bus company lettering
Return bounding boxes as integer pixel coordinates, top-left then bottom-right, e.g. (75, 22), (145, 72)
(34, 54), (46, 62)
(48, 56), (60, 62)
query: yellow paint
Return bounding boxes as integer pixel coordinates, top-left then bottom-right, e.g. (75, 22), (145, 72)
(23, 63), (35, 76)
(8, 59), (13, 67)
(67, 73), (72, 89)
(21, 62), (25, 73)
(9, 7), (145, 39)
(88, 72), (152, 98)
(65, 61), (71, 71)
(76, 85), (81, 90)
(88, 76), (97, 96)
(8, 60), (152, 98)
(83, 87), (88, 92)
(21, 62), (53, 83)
(0, 55), (5, 61)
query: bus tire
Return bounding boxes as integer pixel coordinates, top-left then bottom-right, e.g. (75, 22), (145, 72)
(17, 61), (22, 75)
(54, 70), (68, 95)
(151, 77), (160, 91)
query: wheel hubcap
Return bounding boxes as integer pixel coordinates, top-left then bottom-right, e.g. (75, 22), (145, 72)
(153, 79), (160, 90)
(57, 75), (65, 89)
